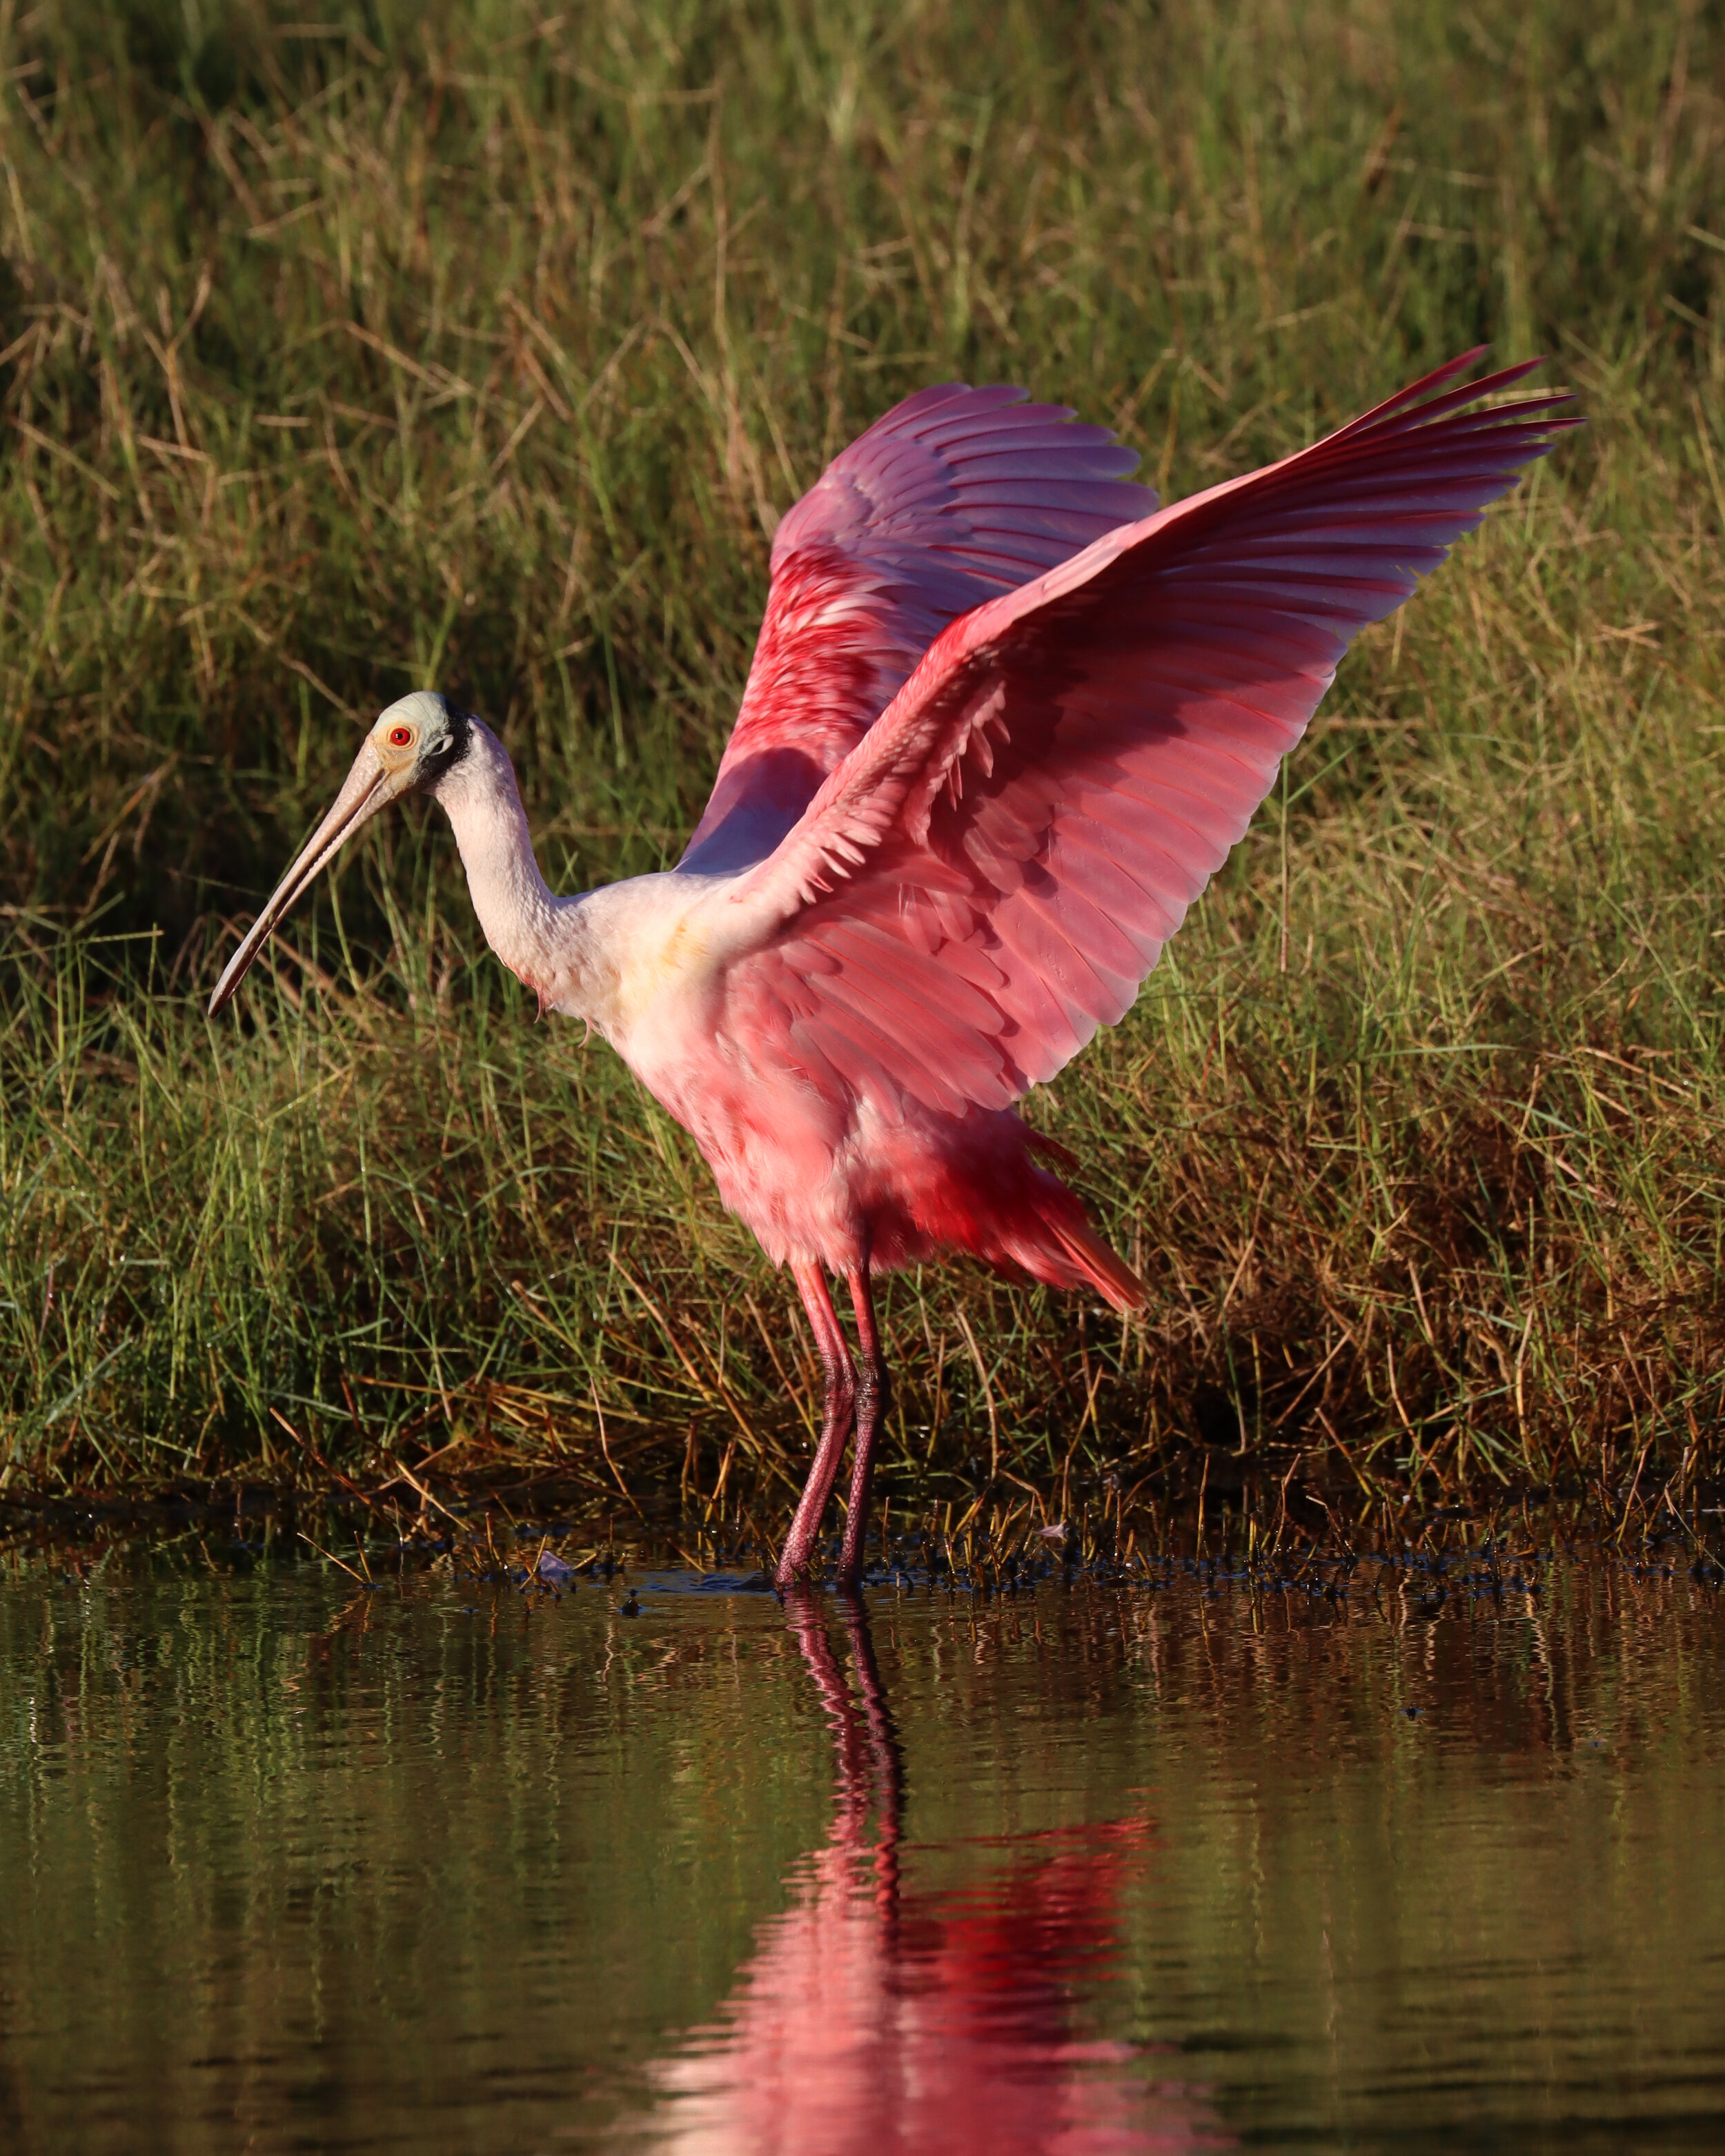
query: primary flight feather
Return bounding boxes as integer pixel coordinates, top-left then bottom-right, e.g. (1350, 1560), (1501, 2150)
(210, 350), (1577, 1585)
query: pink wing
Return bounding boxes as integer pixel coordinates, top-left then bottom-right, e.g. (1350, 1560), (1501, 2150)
(716, 352), (1579, 1121)
(680, 386), (1154, 874)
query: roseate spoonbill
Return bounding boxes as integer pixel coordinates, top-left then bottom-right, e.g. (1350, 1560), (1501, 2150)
(209, 348), (1575, 1586)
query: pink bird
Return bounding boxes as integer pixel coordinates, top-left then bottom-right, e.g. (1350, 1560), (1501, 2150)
(210, 349), (1575, 1587)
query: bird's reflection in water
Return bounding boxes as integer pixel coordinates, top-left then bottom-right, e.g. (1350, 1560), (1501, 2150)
(631, 1593), (1231, 2154)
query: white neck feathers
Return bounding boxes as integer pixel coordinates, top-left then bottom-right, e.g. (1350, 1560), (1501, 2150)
(431, 719), (569, 1000)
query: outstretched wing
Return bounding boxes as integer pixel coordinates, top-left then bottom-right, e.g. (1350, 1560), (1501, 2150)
(680, 386), (1154, 874)
(712, 352), (1579, 1121)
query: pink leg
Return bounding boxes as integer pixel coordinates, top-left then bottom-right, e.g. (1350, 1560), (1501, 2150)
(774, 1263), (856, 1588)
(837, 1266), (888, 1587)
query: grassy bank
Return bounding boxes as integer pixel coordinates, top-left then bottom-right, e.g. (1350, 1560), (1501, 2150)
(3, 0), (1725, 1519)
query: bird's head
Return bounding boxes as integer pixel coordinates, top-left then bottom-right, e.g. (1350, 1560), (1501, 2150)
(208, 690), (472, 1015)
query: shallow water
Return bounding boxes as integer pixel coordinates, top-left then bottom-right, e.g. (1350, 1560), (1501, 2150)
(1, 1540), (1723, 2151)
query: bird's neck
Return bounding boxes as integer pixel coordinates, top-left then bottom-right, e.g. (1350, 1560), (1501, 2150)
(432, 718), (580, 1007)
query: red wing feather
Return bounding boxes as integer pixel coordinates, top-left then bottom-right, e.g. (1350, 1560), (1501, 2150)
(721, 353), (1579, 1111)
(680, 387), (1155, 875)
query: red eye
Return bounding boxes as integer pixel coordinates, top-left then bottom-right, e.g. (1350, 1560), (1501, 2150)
(389, 726), (413, 746)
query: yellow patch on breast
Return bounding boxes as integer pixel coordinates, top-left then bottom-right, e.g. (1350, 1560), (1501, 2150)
(616, 914), (711, 1027)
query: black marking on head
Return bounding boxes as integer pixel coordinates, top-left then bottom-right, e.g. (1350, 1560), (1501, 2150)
(441, 704), (474, 766)
(417, 702), (474, 788)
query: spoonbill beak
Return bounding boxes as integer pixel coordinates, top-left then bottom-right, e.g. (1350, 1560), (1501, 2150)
(208, 735), (412, 1016)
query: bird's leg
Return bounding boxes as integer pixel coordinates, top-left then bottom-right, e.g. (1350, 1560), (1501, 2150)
(773, 1263), (856, 1588)
(836, 1266), (889, 1588)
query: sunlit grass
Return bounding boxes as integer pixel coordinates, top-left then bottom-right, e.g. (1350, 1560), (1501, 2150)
(3, 0), (1724, 1511)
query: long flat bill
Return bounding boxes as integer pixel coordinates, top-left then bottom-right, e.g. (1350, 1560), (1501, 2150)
(208, 742), (392, 1015)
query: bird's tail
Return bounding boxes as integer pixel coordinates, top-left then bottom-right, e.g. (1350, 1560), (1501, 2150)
(1016, 1127), (1147, 1312)
(1042, 1211), (1148, 1313)
(900, 1112), (1147, 1310)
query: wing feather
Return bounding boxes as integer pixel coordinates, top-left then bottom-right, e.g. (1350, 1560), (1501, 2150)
(710, 353), (1578, 1118)
(680, 386), (1156, 875)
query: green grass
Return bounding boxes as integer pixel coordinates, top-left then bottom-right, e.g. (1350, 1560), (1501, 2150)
(3, 0), (1725, 1519)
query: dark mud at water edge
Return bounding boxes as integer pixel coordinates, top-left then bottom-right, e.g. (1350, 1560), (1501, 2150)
(1, 1494), (1724, 2154)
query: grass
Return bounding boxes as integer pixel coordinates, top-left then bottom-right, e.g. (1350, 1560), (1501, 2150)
(3, 0), (1725, 1525)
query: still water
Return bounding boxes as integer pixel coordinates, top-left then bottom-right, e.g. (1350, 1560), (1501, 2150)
(1, 1536), (1723, 2151)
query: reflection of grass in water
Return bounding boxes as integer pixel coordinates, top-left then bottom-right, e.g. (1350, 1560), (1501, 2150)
(2, 4), (1724, 1505)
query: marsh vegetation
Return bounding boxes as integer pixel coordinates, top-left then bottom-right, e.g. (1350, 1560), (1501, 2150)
(3, 0), (1724, 1523)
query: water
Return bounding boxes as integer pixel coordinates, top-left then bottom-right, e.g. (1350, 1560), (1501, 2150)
(2, 1536), (1724, 2151)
